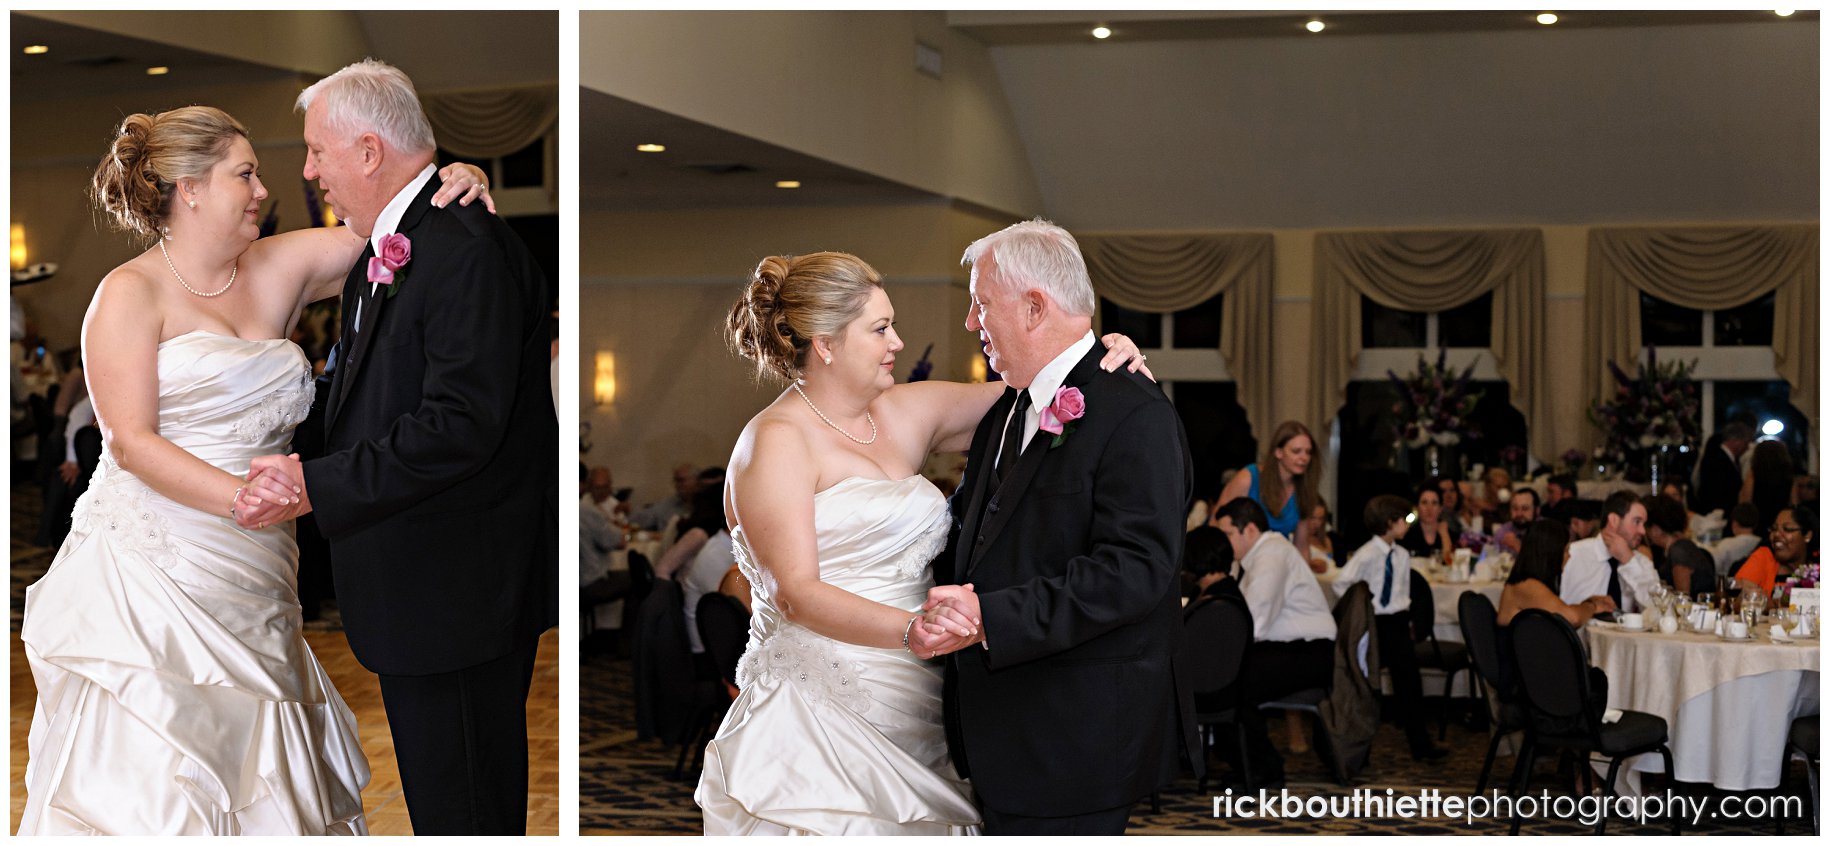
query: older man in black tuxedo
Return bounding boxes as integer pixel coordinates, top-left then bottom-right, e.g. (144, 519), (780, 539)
(925, 220), (1198, 835)
(240, 59), (556, 835)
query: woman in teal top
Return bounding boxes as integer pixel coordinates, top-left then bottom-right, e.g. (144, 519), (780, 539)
(1218, 420), (1320, 558)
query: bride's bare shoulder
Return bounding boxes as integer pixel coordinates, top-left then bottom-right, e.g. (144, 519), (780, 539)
(732, 399), (810, 464)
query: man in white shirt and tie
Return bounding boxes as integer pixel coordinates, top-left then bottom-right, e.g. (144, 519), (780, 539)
(1560, 491), (1658, 613)
(1214, 497), (1335, 788)
(1333, 494), (1445, 760)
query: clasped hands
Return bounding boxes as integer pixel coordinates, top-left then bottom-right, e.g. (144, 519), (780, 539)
(907, 584), (984, 660)
(233, 453), (312, 530)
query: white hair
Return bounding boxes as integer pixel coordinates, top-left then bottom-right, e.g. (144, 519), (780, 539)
(961, 218), (1096, 316)
(295, 58), (436, 154)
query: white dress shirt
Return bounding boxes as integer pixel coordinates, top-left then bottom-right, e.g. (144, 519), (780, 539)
(1335, 536), (1412, 615)
(352, 163), (437, 333)
(1712, 533), (1762, 576)
(1238, 532), (1337, 643)
(1560, 535), (1658, 612)
(993, 331), (1097, 467)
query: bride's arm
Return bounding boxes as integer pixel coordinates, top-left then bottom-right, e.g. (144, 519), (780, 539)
(82, 270), (290, 518)
(731, 418), (976, 648)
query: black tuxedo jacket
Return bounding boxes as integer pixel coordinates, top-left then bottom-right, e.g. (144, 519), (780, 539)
(939, 344), (1200, 817)
(1693, 438), (1741, 519)
(303, 177), (558, 677)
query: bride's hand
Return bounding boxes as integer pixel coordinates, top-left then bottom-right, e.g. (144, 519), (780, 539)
(1098, 333), (1156, 382)
(432, 163), (495, 213)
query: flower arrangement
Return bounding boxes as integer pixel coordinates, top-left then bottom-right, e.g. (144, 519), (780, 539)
(1388, 350), (1484, 448)
(1498, 444), (1526, 472)
(1588, 347), (1700, 454)
(1560, 448), (1587, 473)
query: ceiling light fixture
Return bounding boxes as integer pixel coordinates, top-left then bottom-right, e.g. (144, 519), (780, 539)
(775, 181), (802, 189)
(146, 66), (169, 75)
(1091, 26), (1112, 39)
(1537, 13), (1558, 25)
(1775, 10), (1796, 16)
(1305, 20), (1326, 33)
(23, 45), (48, 55)
(635, 143), (665, 153)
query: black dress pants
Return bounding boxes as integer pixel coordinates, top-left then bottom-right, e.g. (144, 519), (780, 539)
(376, 637), (541, 835)
(1236, 638), (1334, 783)
(982, 801), (1134, 835)
(1374, 612), (1434, 751)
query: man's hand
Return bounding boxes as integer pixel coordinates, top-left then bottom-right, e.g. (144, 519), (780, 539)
(236, 453), (313, 529)
(58, 461), (79, 486)
(920, 584), (985, 655)
(1600, 528), (1633, 564)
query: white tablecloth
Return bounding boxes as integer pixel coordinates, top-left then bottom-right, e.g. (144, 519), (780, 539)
(1314, 569), (1502, 696)
(1516, 477), (1651, 502)
(1586, 624), (1821, 792)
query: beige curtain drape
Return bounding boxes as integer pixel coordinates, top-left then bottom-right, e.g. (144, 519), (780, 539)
(1079, 233), (1274, 441)
(422, 87), (558, 159)
(1310, 229), (1550, 462)
(1582, 225), (1818, 447)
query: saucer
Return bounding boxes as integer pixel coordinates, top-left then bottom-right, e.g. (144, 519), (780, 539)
(1717, 631), (1755, 642)
(1617, 624), (1647, 633)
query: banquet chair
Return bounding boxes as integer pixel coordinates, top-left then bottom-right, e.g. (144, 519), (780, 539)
(1506, 609), (1678, 835)
(1260, 583), (1379, 786)
(1785, 716), (1818, 835)
(1408, 570), (1473, 739)
(615, 551), (655, 658)
(676, 593), (752, 778)
(1182, 593), (1256, 792)
(1456, 592), (1528, 796)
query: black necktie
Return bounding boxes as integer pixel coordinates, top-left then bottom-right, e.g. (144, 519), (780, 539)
(995, 388), (1031, 487)
(1605, 556), (1624, 608)
(1381, 548), (1395, 608)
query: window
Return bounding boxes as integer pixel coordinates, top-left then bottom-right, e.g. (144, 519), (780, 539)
(1362, 292), (1492, 349)
(436, 131), (557, 216)
(1633, 292), (1804, 464)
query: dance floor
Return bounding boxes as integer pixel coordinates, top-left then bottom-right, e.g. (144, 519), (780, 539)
(581, 637), (1815, 836)
(9, 483), (560, 835)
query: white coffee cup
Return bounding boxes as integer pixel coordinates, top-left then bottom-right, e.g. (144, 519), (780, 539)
(1620, 612), (1644, 630)
(1728, 620), (1749, 639)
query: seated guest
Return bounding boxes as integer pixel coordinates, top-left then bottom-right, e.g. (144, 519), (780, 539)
(1794, 473), (1818, 513)
(1333, 494), (1445, 760)
(1734, 503), (1816, 595)
(1492, 488), (1540, 553)
(1560, 491), (1658, 613)
(1644, 495), (1716, 596)
(1475, 466), (1514, 525)
(1713, 502), (1764, 578)
(1435, 477), (1472, 537)
(629, 462), (699, 532)
(1545, 472), (1578, 508)
(654, 481), (735, 655)
(1183, 525), (1245, 613)
(1499, 520), (1615, 724)
(1214, 497), (1336, 788)
(582, 464), (630, 525)
(581, 465), (631, 636)
(1399, 483), (1454, 561)
(1302, 498), (1341, 576)
(1547, 497), (1603, 541)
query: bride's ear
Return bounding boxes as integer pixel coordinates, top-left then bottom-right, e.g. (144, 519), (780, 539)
(809, 336), (835, 367)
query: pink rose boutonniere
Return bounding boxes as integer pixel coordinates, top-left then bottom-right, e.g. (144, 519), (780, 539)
(1039, 386), (1087, 448)
(367, 233), (412, 299)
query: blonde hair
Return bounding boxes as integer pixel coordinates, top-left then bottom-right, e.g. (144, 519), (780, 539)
(727, 252), (882, 383)
(1259, 420), (1321, 521)
(295, 58), (436, 154)
(90, 106), (248, 244)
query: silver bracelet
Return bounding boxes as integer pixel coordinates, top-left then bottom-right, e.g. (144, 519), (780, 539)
(901, 615), (920, 653)
(229, 486), (245, 520)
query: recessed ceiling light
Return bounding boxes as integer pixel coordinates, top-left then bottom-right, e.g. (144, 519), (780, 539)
(635, 143), (665, 153)
(1537, 12), (1559, 25)
(146, 66), (169, 75)
(775, 180), (801, 189)
(1091, 26), (1112, 39)
(1776, 10), (1796, 16)
(1305, 20), (1325, 33)
(22, 45), (48, 55)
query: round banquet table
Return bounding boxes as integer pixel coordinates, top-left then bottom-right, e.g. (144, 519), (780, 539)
(1584, 623), (1820, 794)
(1314, 568), (1503, 695)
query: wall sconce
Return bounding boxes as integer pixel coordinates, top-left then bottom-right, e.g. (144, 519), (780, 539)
(969, 353), (987, 384)
(594, 351), (616, 406)
(10, 223), (26, 271)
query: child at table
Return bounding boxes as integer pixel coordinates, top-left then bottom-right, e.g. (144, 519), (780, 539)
(1334, 494), (1445, 761)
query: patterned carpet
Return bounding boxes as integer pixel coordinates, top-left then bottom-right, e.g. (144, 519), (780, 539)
(581, 642), (1817, 835)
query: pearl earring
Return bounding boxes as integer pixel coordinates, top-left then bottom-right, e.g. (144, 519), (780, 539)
(188, 200), (196, 209)
(823, 355), (832, 365)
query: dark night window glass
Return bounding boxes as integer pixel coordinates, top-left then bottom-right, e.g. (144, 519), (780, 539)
(1362, 298), (1426, 348)
(1713, 293), (1775, 347)
(500, 139), (546, 188)
(1171, 291), (1224, 349)
(1099, 298), (1162, 348)
(1438, 292), (1493, 348)
(1169, 381), (1256, 504)
(1639, 293), (1703, 347)
(436, 149), (488, 174)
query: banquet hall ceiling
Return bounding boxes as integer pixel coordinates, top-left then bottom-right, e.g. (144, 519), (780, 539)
(586, 10), (1817, 229)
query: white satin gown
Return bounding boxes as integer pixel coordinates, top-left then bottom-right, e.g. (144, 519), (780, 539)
(18, 331), (370, 835)
(696, 475), (981, 835)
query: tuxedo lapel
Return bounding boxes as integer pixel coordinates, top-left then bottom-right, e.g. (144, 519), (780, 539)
(956, 388), (1012, 580)
(329, 178), (441, 428)
(326, 241), (374, 428)
(965, 347), (1108, 579)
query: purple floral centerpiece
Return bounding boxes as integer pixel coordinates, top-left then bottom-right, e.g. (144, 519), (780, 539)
(1588, 347), (1700, 454)
(1388, 349), (1484, 449)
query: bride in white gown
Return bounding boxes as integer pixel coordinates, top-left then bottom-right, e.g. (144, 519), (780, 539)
(697, 252), (1145, 834)
(17, 106), (490, 835)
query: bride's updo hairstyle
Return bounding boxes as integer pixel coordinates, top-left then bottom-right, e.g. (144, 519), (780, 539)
(727, 252), (882, 383)
(91, 106), (249, 244)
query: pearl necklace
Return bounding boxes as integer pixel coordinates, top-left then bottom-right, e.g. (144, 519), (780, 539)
(793, 383), (877, 445)
(158, 237), (237, 298)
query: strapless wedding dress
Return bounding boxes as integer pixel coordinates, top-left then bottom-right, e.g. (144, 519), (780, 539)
(696, 475), (980, 835)
(18, 331), (369, 835)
